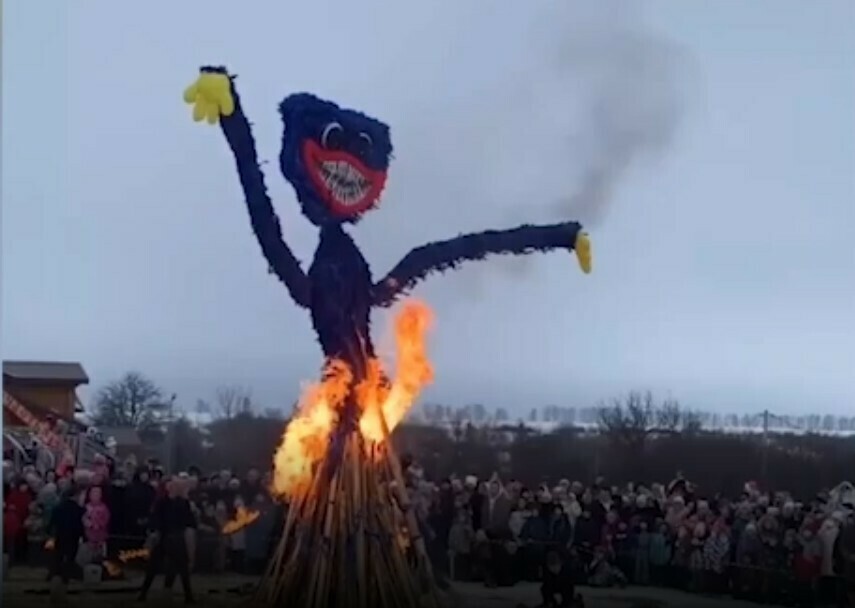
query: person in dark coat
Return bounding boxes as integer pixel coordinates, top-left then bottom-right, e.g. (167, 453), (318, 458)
(105, 474), (128, 555)
(126, 468), (156, 543)
(540, 551), (581, 607)
(47, 488), (85, 585)
(138, 478), (197, 604)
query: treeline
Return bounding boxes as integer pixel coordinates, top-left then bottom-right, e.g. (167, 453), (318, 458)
(419, 401), (855, 434)
(89, 374), (853, 497)
(152, 409), (853, 499)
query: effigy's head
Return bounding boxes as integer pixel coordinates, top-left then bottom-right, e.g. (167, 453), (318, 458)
(279, 93), (392, 226)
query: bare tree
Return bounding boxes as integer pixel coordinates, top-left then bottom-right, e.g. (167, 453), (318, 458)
(681, 410), (703, 434)
(597, 391), (655, 447)
(656, 398), (683, 432)
(215, 385), (253, 419)
(92, 372), (170, 430)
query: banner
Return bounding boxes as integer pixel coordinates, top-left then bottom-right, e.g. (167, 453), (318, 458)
(3, 391), (75, 470)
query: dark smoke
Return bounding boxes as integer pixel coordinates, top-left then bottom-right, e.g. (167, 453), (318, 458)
(548, 26), (690, 225)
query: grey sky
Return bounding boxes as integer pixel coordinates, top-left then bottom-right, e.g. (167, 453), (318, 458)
(3, 1), (853, 417)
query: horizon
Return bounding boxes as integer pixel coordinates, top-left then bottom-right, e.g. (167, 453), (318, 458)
(3, 1), (854, 418)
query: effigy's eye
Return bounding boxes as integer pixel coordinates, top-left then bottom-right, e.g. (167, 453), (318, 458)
(356, 132), (373, 159)
(320, 122), (344, 149)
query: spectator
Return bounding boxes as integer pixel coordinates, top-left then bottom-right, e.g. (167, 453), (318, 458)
(703, 519), (730, 593)
(6, 481), (33, 562)
(792, 526), (822, 607)
(3, 502), (23, 566)
(126, 468), (156, 542)
(138, 477), (197, 604)
(228, 496), (248, 573)
(540, 550), (578, 607)
(83, 485), (110, 561)
(448, 509), (475, 581)
(47, 488), (85, 586)
(649, 521), (671, 586)
(688, 522), (707, 591)
(818, 516), (840, 602)
(837, 511), (855, 608)
(634, 521), (651, 586)
(245, 493), (275, 574)
(195, 501), (223, 573)
(477, 478), (513, 587)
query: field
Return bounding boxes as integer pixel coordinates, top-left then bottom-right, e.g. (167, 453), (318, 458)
(2, 567), (783, 608)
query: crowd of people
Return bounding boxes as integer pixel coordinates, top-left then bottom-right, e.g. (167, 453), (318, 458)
(409, 471), (855, 607)
(3, 456), (279, 578)
(3, 453), (855, 607)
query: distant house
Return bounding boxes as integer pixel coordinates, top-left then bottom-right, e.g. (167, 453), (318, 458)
(3, 360), (89, 427)
(96, 426), (146, 463)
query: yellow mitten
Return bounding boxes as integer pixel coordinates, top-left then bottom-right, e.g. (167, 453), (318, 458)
(574, 231), (592, 274)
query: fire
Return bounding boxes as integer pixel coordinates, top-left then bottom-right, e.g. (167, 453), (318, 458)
(44, 538), (55, 550)
(103, 560), (123, 577)
(271, 360), (351, 497)
(271, 300), (434, 498)
(119, 548), (150, 562)
(222, 506), (261, 535)
(359, 301), (434, 443)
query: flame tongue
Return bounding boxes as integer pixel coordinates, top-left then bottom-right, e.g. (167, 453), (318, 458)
(359, 301), (434, 443)
(271, 361), (351, 497)
(118, 548), (150, 562)
(271, 300), (434, 499)
(222, 506), (261, 535)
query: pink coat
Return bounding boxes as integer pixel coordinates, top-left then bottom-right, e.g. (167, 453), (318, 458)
(84, 502), (110, 545)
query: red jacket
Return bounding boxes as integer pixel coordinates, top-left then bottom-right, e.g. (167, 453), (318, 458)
(6, 488), (32, 519)
(3, 506), (22, 539)
(792, 553), (820, 582)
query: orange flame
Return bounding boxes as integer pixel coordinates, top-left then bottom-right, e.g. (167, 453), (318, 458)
(44, 538), (55, 550)
(272, 360), (351, 497)
(118, 548), (150, 562)
(271, 300), (434, 498)
(359, 301), (434, 443)
(103, 560), (123, 577)
(222, 506), (261, 535)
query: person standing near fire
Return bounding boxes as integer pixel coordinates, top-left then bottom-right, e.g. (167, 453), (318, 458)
(137, 477), (197, 604)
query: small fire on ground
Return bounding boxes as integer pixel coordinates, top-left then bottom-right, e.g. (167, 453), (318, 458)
(119, 548), (150, 562)
(272, 300), (434, 498)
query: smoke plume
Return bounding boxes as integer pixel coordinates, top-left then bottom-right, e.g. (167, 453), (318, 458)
(368, 2), (692, 288)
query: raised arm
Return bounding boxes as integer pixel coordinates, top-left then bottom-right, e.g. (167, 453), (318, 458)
(372, 222), (591, 307)
(184, 67), (310, 308)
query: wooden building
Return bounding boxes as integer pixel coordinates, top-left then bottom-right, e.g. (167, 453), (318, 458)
(3, 360), (89, 426)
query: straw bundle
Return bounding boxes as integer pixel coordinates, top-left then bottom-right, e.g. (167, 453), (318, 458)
(256, 414), (446, 608)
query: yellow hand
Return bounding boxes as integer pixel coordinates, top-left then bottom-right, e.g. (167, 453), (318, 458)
(574, 231), (592, 274)
(182, 71), (235, 125)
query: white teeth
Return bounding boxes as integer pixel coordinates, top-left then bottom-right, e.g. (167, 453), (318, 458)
(319, 160), (370, 207)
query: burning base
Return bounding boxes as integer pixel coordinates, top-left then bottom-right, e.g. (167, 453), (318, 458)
(256, 301), (447, 608)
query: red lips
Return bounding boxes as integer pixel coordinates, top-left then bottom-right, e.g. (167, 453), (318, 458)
(302, 139), (387, 218)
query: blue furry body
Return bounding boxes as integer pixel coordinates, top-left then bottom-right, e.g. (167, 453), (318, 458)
(308, 225), (375, 374)
(211, 68), (583, 391)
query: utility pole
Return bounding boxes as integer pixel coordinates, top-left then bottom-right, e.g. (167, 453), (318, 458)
(164, 394), (177, 474)
(760, 409), (770, 488)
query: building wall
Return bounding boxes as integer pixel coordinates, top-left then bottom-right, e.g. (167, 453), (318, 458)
(3, 384), (77, 425)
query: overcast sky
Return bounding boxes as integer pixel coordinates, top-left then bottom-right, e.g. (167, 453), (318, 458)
(3, 1), (853, 417)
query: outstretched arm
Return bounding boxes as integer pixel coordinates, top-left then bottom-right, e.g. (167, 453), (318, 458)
(185, 67), (310, 308)
(372, 222), (591, 307)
